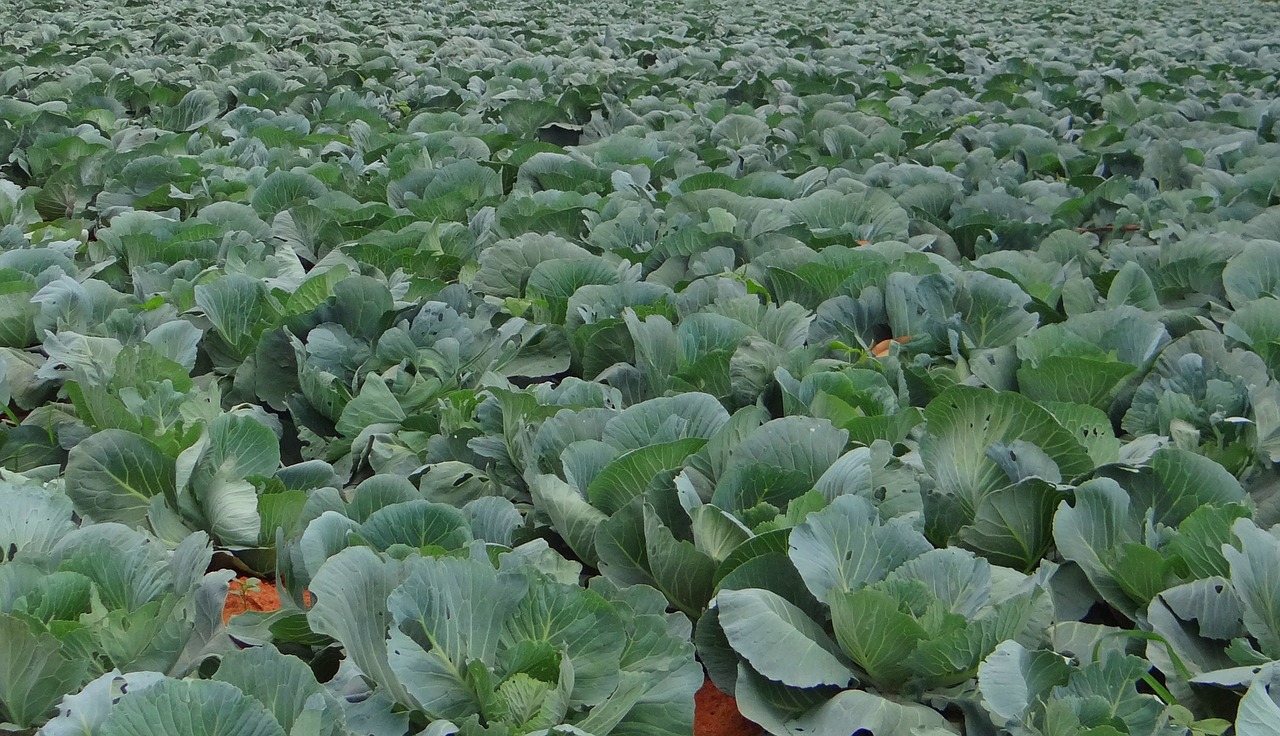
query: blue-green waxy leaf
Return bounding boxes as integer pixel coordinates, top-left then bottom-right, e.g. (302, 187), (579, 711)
(251, 171), (328, 216)
(1225, 519), (1280, 660)
(909, 588), (1045, 686)
(1225, 241), (1280, 310)
(307, 547), (410, 707)
(212, 647), (341, 735)
(12, 570), (93, 623)
(690, 505), (751, 563)
(529, 474), (607, 567)
(48, 524), (169, 613)
(784, 189), (910, 243)
(789, 495), (932, 602)
(40, 670), (167, 736)
(830, 585), (928, 688)
(502, 575), (627, 707)
(1237, 665), (1280, 736)
(712, 417), (849, 514)
(921, 385), (1092, 520)
(1016, 356), (1137, 411)
(710, 114), (770, 147)
(100, 678), (284, 736)
(0, 483), (76, 560)
(387, 556), (528, 719)
(1112, 447), (1246, 528)
(1167, 503), (1251, 580)
(0, 613), (89, 728)
(587, 438), (706, 515)
(890, 547), (992, 617)
(186, 413), (281, 547)
(1018, 306), (1169, 367)
(1225, 298), (1280, 377)
(330, 276), (395, 342)
(337, 375), (406, 438)
(957, 480), (1067, 572)
(735, 664), (953, 736)
(1051, 651), (1172, 735)
(142, 320), (203, 373)
(345, 474), (419, 523)
(462, 497), (522, 546)
(601, 393), (730, 451)
(717, 588), (855, 689)
(358, 500), (472, 552)
(0, 272), (37, 348)
(390, 159), (502, 218)
(594, 499), (717, 618)
(65, 429), (177, 528)
(193, 274), (269, 360)
(155, 89), (223, 132)
(526, 257), (620, 303)
(474, 234), (592, 297)
(1053, 478), (1145, 619)
(977, 640), (1072, 726)
(1121, 330), (1268, 442)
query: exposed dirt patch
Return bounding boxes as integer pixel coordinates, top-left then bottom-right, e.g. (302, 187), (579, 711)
(695, 677), (763, 736)
(222, 577), (310, 624)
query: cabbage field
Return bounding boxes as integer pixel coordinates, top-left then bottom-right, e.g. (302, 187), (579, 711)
(3, 0), (1280, 733)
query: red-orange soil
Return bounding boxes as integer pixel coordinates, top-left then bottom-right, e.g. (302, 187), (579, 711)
(695, 677), (763, 736)
(221, 577), (310, 624)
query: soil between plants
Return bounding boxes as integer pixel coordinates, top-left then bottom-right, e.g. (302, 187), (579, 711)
(694, 677), (763, 736)
(222, 577), (293, 623)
